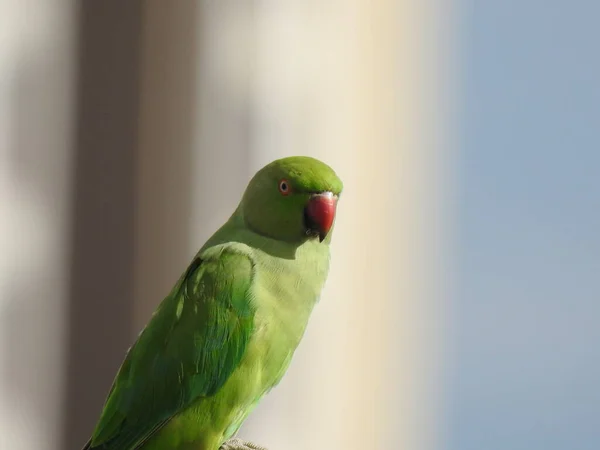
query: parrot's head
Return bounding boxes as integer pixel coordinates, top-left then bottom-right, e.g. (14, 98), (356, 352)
(241, 156), (343, 244)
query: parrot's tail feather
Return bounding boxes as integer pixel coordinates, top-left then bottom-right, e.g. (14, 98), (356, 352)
(80, 438), (92, 450)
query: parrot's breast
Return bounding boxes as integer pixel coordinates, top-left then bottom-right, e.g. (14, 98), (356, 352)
(248, 239), (330, 382)
(216, 239), (330, 440)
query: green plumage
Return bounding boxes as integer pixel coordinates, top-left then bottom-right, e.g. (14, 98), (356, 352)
(83, 157), (343, 450)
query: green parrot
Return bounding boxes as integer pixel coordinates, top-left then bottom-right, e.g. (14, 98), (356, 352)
(82, 156), (343, 450)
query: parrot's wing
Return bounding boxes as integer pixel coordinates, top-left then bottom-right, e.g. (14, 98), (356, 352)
(89, 249), (255, 450)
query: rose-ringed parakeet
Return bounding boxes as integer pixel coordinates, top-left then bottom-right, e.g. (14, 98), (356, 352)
(82, 156), (343, 450)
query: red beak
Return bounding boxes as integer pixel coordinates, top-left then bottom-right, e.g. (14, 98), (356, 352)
(304, 193), (337, 242)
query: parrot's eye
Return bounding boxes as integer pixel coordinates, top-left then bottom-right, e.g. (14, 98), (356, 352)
(278, 179), (291, 195)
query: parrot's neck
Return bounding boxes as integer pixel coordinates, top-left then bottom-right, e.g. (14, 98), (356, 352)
(202, 202), (331, 337)
(201, 205), (331, 260)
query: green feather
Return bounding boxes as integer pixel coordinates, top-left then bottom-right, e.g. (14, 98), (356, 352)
(89, 251), (255, 449)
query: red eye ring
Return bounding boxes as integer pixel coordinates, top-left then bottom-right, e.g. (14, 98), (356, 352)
(278, 179), (291, 195)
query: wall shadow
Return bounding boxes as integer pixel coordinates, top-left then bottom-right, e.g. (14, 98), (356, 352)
(61, 2), (143, 448)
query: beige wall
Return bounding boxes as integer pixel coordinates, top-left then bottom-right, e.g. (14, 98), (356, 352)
(0, 1), (76, 449)
(0, 1), (454, 449)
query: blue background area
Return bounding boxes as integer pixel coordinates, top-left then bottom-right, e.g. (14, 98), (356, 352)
(450, 1), (600, 449)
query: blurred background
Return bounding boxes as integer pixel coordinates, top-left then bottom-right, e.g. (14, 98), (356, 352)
(0, 1), (598, 450)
